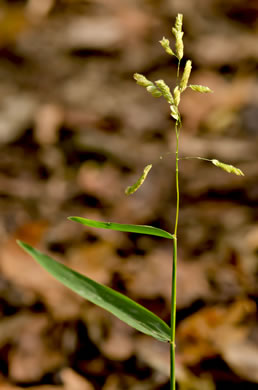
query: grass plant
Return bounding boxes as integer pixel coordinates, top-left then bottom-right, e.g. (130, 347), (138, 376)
(18, 14), (244, 389)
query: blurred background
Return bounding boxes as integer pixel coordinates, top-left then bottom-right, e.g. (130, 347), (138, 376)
(0, 0), (257, 389)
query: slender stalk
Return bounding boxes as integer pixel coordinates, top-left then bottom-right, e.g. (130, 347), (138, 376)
(170, 124), (180, 390)
(179, 156), (211, 162)
(177, 60), (181, 79)
(170, 238), (177, 390)
(174, 126), (180, 237)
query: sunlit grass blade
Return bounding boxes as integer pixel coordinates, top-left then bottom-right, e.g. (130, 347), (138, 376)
(68, 217), (175, 240)
(17, 241), (171, 343)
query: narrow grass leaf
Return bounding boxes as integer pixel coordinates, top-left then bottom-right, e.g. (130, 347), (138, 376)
(17, 241), (171, 343)
(68, 217), (174, 240)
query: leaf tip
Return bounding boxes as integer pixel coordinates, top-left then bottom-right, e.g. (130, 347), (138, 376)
(17, 239), (26, 249)
(17, 240), (33, 254)
(68, 216), (78, 222)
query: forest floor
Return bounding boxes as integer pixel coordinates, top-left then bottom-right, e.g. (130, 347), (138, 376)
(0, 1), (258, 389)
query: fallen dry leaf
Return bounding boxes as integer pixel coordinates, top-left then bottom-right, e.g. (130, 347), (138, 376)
(9, 314), (64, 382)
(61, 368), (94, 390)
(177, 299), (256, 367)
(0, 221), (83, 320)
(221, 340), (258, 383)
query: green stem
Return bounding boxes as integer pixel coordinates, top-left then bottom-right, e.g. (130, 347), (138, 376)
(174, 127), (180, 237)
(170, 124), (180, 390)
(179, 156), (211, 162)
(177, 60), (181, 79)
(170, 238), (177, 390)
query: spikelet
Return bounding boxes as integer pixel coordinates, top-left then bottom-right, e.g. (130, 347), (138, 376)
(172, 14), (184, 60)
(180, 60), (192, 91)
(155, 80), (174, 104)
(211, 160), (244, 176)
(175, 13), (183, 32)
(170, 105), (180, 121)
(125, 165), (152, 195)
(134, 73), (153, 87)
(146, 85), (163, 97)
(190, 85), (213, 93)
(173, 32), (184, 61)
(173, 86), (180, 106)
(133, 74), (162, 97)
(159, 37), (175, 56)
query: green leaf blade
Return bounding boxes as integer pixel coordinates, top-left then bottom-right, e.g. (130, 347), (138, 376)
(17, 241), (171, 343)
(68, 217), (175, 240)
